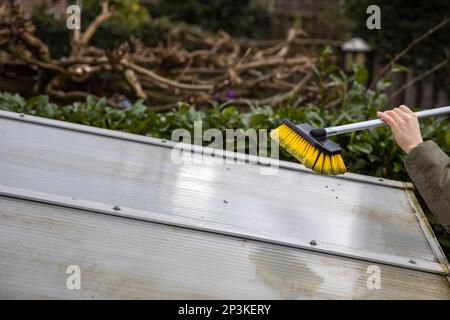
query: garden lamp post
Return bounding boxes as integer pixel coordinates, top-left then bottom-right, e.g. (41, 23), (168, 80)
(341, 37), (371, 71)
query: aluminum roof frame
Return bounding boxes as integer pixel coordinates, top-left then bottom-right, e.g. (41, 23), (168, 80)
(0, 184), (446, 275)
(0, 110), (449, 298)
(1, 195), (449, 299)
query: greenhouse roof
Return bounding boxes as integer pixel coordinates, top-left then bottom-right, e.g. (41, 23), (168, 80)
(0, 110), (448, 299)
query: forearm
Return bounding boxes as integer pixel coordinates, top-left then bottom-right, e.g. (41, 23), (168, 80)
(404, 141), (450, 232)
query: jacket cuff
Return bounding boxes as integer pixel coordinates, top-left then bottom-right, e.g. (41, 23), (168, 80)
(405, 141), (439, 170)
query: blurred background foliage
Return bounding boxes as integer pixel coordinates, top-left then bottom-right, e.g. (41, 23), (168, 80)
(31, 0), (450, 93)
(32, 0), (151, 57)
(30, 0), (450, 91)
(31, 0), (271, 59)
(148, 0), (271, 38)
(31, 0), (350, 57)
(346, 0), (450, 89)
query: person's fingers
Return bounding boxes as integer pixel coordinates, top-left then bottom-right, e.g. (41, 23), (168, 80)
(386, 110), (405, 125)
(399, 104), (415, 115)
(398, 105), (419, 124)
(377, 111), (398, 129)
(393, 107), (409, 121)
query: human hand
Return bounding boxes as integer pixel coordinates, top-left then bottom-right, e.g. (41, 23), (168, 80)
(377, 105), (423, 154)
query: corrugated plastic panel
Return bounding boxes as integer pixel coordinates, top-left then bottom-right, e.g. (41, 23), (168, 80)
(0, 112), (446, 271)
(0, 196), (448, 299)
(0, 110), (448, 298)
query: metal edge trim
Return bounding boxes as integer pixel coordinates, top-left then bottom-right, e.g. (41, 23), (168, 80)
(0, 184), (446, 276)
(405, 189), (450, 273)
(0, 110), (414, 190)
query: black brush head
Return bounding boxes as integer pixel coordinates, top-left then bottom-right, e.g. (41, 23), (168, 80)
(281, 119), (342, 155)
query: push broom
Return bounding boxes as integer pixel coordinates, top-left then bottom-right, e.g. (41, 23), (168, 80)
(270, 106), (450, 175)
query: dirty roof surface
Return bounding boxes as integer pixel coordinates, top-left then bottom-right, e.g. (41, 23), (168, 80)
(0, 110), (449, 299)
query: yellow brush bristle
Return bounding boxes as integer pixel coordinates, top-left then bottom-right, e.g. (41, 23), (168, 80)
(270, 124), (346, 175)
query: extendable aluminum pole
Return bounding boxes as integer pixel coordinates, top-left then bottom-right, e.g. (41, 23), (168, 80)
(322, 106), (450, 137)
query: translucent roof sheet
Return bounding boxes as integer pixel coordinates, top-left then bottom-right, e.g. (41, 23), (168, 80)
(0, 110), (448, 299)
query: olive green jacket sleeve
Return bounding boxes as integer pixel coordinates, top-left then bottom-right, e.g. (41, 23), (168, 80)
(404, 140), (450, 233)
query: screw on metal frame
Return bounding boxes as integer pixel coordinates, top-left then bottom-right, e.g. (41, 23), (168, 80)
(113, 205), (121, 211)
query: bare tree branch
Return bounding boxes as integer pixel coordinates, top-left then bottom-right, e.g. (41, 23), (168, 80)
(0, 0), (318, 108)
(123, 68), (147, 99)
(121, 60), (215, 91)
(79, 1), (116, 46)
(391, 56), (449, 98)
(371, 17), (449, 88)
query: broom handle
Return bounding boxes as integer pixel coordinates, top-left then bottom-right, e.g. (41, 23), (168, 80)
(325, 106), (450, 137)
